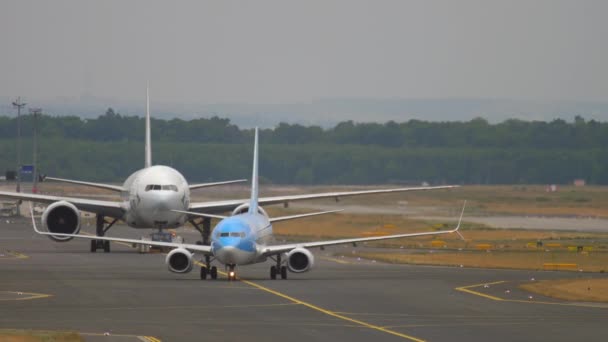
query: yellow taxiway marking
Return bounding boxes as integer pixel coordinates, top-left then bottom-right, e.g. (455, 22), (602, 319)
(240, 279), (426, 341)
(193, 260), (424, 340)
(320, 256), (353, 265)
(0, 250), (29, 260)
(78, 332), (161, 341)
(455, 281), (608, 309)
(0, 291), (52, 301)
(455, 281), (506, 301)
(141, 336), (162, 342)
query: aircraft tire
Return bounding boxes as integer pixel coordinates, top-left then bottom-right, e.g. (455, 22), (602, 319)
(200, 267), (208, 280)
(90, 240), (97, 253)
(270, 266), (277, 280)
(210, 266), (218, 279)
(103, 241), (110, 253)
(280, 266), (287, 280)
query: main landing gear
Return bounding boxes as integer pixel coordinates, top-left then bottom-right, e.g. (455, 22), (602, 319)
(269, 254), (288, 280)
(90, 215), (117, 253)
(191, 218), (221, 281)
(200, 264), (218, 280)
(190, 217), (211, 246)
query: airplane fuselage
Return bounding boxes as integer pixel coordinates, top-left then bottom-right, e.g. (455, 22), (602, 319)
(121, 165), (190, 229)
(211, 213), (273, 265)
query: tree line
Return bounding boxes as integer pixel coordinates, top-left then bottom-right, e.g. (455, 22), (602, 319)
(0, 109), (606, 185)
(0, 108), (606, 149)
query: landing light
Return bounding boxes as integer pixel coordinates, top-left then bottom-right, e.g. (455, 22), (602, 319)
(229, 271), (235, 277)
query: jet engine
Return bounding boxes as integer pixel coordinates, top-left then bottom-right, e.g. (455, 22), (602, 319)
(165, 248), (193, 273)
(286, 247), (314, 273)
(231, 203), (268, 217)
(41, 201), (81, 242)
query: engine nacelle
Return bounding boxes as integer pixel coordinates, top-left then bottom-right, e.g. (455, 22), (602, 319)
(286, 247), (314, 273)
(41, 201), (81, 242)
(231, 203), (268, 217)
(165, 248), (193, 273)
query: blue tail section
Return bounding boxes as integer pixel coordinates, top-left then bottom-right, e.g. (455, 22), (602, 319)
(248, 128), (259, 214)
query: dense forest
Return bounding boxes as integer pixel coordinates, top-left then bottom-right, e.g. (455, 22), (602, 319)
(0, 109), (606, 184)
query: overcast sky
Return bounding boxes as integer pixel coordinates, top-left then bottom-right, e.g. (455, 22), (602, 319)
(1, 0), (607, 107)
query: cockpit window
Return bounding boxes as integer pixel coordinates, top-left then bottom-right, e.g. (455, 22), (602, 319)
(218, 232), (245, 238)
(145, 184), (178, 192)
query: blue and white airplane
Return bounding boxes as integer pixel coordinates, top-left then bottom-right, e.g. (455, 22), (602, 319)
(32, 128), (465, 280)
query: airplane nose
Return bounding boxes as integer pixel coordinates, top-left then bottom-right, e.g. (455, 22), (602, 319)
(215, 245), (238, 264)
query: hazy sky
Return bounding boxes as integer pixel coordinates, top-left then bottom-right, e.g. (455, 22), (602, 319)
(1, 0), (607, 106)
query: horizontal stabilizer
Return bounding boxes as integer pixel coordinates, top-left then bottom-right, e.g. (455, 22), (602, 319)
(269, 209), (343, 223)
(189, 179), (247, 191)
(171, 210), (227, 220)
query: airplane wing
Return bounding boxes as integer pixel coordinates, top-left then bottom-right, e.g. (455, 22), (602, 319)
(0, 191), (125, 218)
(189, 179), (247, 191)
(262, 201), (466, 256)
(30, 212), (213, 255)
(188, 185), (458, 214)
(44, 176), (125, 192)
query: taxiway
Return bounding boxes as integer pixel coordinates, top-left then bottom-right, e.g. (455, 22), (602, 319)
(1, 218), (606, 341)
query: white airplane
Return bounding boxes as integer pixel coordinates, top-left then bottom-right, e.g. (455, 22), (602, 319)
(0, 88), (245, 251)
(1, 103), (459, 257)
(32, 128), (465, 281)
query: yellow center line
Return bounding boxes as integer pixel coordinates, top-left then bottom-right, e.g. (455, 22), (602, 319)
(240, 278), (426, 341)
(193, 260), (424, 340)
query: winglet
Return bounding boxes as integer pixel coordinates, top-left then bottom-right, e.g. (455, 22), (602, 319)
(248, 128), (259, 214)
(145, 83), (152, 168)
(451, 200), (467, 240)
(29, 203), (42, 234)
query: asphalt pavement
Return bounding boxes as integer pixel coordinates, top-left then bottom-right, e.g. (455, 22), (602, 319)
(1, 218), (606, 341)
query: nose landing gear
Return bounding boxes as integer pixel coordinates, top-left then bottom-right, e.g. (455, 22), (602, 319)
(227, 264), (237, 281)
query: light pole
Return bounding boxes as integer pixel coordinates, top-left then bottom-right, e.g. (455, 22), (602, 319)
(30, 108), (41, 194)
(12, 97), (26, 194)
